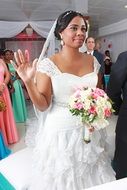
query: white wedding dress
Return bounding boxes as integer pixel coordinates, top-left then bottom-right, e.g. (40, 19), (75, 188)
(28, 57), (115, 190)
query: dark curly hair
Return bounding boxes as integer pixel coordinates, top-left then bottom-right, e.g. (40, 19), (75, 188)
(54, 10), (87, 40)
(3, 49), (11, 56)
(0, 49), (4, 56)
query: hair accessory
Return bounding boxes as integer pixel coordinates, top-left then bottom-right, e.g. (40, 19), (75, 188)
(62, 10), (73, 19)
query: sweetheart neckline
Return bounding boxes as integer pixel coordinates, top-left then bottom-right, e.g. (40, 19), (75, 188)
(47, 58), (95, 78)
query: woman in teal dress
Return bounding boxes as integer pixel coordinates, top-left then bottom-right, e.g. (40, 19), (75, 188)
(4, 49), (27, 123)
(0, 131), (11, 160)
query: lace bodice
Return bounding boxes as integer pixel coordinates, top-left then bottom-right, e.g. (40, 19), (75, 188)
(37, 57), (100, 104)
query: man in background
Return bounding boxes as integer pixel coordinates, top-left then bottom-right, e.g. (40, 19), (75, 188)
(85, 37), (105, 89)
(107, 51), (127, 179)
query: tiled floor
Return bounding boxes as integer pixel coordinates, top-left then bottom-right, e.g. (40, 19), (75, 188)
(9, 123), (26, 153)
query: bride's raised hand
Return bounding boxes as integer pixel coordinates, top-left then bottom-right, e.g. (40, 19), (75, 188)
(11, 49), (38, 83)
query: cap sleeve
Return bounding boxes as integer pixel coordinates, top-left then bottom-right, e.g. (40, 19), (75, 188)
(37, 58), (59, 77)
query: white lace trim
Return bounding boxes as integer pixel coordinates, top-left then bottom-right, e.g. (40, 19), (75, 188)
(37, 58), (60, 77)
(37, 57), (100, 77)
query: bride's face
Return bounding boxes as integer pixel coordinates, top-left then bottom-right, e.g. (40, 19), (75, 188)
(60, 16), (86, 48)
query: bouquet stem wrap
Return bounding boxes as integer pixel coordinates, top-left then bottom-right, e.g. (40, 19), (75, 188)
(84, 124), (92, 143)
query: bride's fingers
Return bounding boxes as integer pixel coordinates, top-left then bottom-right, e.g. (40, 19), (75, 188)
(32, 58), (38, 69)
(24, 50), (30, 63)
(18, 49), (26, 64)
(14, 51), (22, 66)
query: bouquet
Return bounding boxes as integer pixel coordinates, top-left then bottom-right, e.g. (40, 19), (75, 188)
(68, 87), (114, 143)
(0, 95), (6, 112)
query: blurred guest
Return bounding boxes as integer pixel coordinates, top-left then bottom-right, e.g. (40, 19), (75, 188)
(0, 131), (11, 160)
(0, 49), (15, 102)
(104, 50), (112, 62)
(104, 57), (112, 90)
(0, 54), (18, 145)
(4, 49), (27, 123)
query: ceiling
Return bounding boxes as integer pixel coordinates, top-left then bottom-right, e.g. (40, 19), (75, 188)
(88, 0), (127, 30)
(0, 0), (127, 31)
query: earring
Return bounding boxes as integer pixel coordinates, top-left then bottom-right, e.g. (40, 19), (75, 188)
(60, 34), (65, 46)
(61, 39), (65, 46)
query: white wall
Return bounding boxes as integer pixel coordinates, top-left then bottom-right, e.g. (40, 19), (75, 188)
(100, 31), (127, 62)
(98, 19), (127, 62)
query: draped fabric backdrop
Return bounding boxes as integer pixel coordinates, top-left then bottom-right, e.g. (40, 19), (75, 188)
(0, 21), (53, 60)
(0, 21), (54, 39)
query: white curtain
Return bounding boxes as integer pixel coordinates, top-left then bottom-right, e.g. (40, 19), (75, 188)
(1, 21), (54, 60)
(30, 21), (54, 38)
(0, 21), (28, 38)
(0, 21), (54, 38)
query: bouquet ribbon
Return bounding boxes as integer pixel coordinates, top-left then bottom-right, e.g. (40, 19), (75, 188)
(84, 123), (93, 143)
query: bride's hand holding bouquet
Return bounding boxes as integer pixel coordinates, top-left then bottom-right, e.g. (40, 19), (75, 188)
(68, 86), (114, 143)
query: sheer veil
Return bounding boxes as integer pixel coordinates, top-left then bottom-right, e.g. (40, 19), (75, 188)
(25, 20), (57, 147)
(38, 20), (57, 63)
(33, 20), (57, 119)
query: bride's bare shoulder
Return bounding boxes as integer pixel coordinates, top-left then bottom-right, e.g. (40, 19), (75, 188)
(50, 53), (60, 60)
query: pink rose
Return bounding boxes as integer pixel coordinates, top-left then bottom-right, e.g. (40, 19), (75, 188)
(74, 102), (84, 110)
(94, 88), (105, 97)
(89, 106), (96, 114)
(105, 108), (111, 117)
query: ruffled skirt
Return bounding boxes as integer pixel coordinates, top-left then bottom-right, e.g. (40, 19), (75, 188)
(28, 122), (115, 190)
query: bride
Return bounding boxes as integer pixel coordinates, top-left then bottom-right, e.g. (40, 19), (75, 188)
(13, 10), (115, 190)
